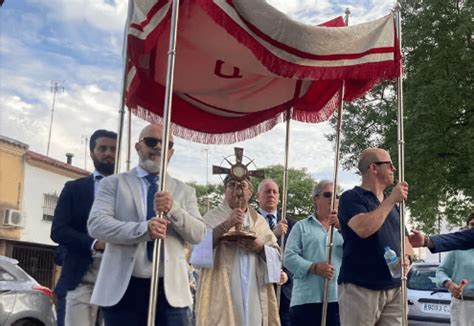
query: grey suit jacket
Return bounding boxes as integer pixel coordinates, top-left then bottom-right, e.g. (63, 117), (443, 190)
(87, 168), (206, 307)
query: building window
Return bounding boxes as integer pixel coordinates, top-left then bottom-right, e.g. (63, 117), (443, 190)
(42, 193), (58, 222)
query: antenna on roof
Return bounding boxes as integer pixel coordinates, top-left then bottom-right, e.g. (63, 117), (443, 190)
(81, 134), (89, 170)
(46, 81), (65, 156)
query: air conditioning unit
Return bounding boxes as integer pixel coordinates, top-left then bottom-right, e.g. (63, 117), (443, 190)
(3, 209), (24, 228)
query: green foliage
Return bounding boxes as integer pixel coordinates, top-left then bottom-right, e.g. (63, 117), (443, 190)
(328, 0), (474, 232)
(249, 164), (316, 220)
(187, 182), (224, 216)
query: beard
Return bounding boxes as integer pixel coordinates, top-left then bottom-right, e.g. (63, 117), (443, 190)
(139, 156), (161, 174)
(93, 159), (114, 176)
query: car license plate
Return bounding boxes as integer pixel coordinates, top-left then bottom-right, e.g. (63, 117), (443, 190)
(421, 303), (450, 315)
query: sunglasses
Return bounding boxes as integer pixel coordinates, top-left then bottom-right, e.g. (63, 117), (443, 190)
(139, 137), (174, 150)
(372, 161), (395, 169)
(317, 192), (340, 199)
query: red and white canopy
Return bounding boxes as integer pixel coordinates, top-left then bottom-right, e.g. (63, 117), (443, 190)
(125, 0), (401, 143)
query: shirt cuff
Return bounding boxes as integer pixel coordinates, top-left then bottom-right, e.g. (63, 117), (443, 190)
(90, 239), (97, 254)
(136, 221), (152, 242)
(167, 202), (184, 227)
(438, 276), (451, 288)
(301, 260), (314, 276)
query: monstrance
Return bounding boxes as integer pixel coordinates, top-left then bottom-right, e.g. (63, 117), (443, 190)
(213, 147), (264, 241)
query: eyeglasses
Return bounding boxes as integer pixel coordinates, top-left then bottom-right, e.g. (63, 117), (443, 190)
(226, 181), (251, 190)
(372, 161), (395, 169)
(316, 192), (339, 199)
(139, 137), (174, 150)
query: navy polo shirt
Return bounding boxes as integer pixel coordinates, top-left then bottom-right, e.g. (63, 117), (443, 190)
(337, 186), (401, 290)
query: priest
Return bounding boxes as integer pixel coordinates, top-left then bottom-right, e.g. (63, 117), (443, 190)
(193, 174), (281, 326)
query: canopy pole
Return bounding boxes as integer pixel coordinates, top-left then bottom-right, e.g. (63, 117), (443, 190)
(114, 61), (128, 174)
(126, 108), (132, 171)
(321, 8), (350, 326)
(113, 0), (135, 174)
(394, 3), (408, 326)
(276, 107), (292, 306)
(147, 0), (181, 325)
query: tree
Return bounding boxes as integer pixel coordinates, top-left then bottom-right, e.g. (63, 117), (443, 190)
(250, 164), (315, 219)
(189, 165), (316, 220)
(187, 182), (224, 216)
(328, 0), (474, 232)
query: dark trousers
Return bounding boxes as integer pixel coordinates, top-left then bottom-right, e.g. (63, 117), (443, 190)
(55, 293), (66, 326)
(280, 292), (292, 326)
(290, 302), (340, 326)
(102, 277), (188, 326)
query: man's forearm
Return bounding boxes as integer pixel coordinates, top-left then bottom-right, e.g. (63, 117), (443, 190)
(426, 229), (474, 253)
(348, 198), (396, 238)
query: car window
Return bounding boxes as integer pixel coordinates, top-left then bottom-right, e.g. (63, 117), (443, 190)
(408, 266), (439, 291)
(0, 267), (16, 281)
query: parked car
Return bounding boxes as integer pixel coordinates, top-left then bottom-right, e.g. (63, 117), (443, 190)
(407, 262), (451, 324)
(0, 256), (56, 326)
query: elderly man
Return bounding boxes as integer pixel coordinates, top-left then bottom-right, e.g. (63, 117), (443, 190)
(284, 180), (343, 326)
(337, 147), (410, 326)
(194, 175), (281, 326)
(88, 123), (206, 326)
(436, 213), (474, 326)
(256, 178), (295, 326)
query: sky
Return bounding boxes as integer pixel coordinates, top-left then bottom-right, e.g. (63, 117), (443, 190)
(0, 0), (396, 191)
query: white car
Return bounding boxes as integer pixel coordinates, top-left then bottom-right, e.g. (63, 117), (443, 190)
(407, 263), (451, 324)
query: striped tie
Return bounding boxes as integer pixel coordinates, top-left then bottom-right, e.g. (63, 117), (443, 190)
(266, 214), (276, 230)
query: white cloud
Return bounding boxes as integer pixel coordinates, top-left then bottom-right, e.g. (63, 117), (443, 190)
(32, 0), (129, 33)
(268, 0), (394, 25)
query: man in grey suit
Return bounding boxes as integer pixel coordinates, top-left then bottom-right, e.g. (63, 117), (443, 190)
(88, 123), (206, 326)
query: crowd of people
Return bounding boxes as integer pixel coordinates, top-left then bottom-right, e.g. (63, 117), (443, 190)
(51, 123), (473, 326)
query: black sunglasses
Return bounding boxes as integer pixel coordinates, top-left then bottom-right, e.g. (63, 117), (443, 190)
(317, 191), (340, 199)
(372, 161), (395, 169)
(140, 137), (174, 150)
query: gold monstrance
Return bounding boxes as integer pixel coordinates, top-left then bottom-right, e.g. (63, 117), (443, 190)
(213, 147), (264, 242)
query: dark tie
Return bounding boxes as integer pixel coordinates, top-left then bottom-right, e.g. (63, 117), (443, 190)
(266, 214), (276, 230)
(95, 175), (103, 181)
(144, 174), (158, 261)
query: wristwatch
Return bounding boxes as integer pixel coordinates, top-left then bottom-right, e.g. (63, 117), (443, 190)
(423, 235), (433, 248)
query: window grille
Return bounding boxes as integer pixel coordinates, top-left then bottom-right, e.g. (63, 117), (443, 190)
(42, 193), (58, 222)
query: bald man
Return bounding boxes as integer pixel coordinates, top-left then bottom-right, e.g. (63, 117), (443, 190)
(88, 124), (206, 326)
(337, 147), (410, 326)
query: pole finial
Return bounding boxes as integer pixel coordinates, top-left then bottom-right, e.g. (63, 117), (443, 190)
(393, 2), (402, 12)
(344, 7), (351, 16)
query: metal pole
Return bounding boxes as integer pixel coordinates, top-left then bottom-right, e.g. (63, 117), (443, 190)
(46, 81), (64, 156)
(321, 8), (350, 326)
(114, 59), (128, 174)
(394, 3), (408, 326)
(276, 107), (292, 306)
(126, 108), (132, 171)
(81, 135), (89, 170)
(204, 147), (210, 211)
(114, 0), (135, 175)
(147, 0), (181, 325)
